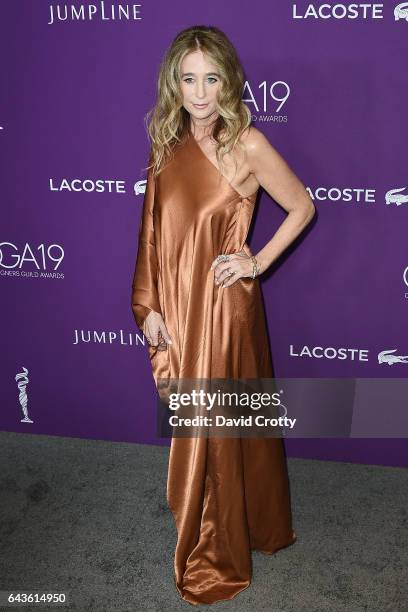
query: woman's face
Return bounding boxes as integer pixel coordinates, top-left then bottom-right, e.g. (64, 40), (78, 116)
(180, 50), (221, 124)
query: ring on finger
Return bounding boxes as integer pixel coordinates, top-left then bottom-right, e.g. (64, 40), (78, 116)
(222, 270), (235, 285)
(218, 269), (233, 283)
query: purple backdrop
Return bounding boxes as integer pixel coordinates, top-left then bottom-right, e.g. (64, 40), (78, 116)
(1, 1), (407, 467)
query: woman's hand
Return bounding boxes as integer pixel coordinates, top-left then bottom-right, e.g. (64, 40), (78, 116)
(143, 310), (173, 349)
(210, 250), (260, 288)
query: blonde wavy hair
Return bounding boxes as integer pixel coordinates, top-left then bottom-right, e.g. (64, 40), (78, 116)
(143, 25), (252, 178)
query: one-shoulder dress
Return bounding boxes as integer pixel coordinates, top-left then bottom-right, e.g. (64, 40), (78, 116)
(131, 124), (296, 605)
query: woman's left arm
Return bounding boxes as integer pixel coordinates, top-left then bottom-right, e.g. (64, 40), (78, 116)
(245, 127), (315, 276)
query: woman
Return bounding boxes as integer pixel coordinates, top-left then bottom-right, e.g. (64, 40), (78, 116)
(131, 25), (315, 605)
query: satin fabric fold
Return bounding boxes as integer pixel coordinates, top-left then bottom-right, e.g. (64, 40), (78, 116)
(131, 126), (296, 605)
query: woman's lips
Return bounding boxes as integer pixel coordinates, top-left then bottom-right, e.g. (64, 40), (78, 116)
(193, 103), (208, 108)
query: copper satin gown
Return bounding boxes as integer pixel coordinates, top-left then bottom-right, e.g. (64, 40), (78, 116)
(131, 125), (296, 605)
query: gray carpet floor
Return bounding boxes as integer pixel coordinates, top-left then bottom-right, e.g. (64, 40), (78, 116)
(0, 431), (406, 611)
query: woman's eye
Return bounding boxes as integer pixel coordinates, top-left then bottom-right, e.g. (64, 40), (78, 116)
(183, 78), (218, 84)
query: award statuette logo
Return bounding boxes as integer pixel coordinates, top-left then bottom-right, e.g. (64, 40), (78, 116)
(15, 367), (33, 424)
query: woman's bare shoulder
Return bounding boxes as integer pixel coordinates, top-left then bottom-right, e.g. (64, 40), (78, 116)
(238, 125), (282, 173)
(239, 125), (272, 154)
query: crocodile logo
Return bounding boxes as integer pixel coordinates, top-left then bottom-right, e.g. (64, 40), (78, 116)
(394, 2), (408, 20)
(385, 187), (408, 206)
(133, 179), (147, 196)
(378, 349), (408, 365)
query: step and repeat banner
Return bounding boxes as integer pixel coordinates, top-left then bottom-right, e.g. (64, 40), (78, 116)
(1, 1), (407, 467)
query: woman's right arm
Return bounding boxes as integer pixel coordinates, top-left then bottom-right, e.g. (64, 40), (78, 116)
(131, 162), (172, 348)
(131, 164), (162, 329)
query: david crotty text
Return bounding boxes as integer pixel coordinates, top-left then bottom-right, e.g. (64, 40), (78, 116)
(168, 415), (297, 429)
